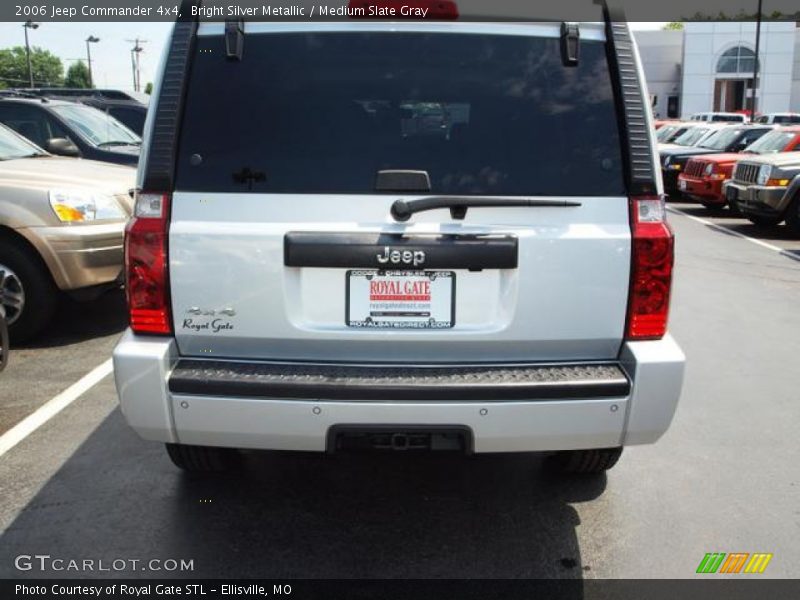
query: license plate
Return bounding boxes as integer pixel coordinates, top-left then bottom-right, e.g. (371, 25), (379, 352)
(346, 270), (455, 329)
(726, 186), (737, 202)
(678, 179), (687, 191)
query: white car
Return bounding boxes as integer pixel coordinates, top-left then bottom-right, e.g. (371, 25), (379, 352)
(689, 111), (748, 123)
(752, 113), (800, 125)
(113, 9), (685, 477)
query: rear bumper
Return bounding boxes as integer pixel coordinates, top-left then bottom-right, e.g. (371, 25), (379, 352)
(112, 331), (685, 453)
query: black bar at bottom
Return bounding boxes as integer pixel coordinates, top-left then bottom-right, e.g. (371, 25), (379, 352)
(3, 579), (799, 600)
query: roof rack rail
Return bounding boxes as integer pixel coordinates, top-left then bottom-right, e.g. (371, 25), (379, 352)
(0, 89), (40, 99)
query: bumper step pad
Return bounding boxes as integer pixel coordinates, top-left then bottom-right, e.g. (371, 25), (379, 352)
(169, 360), (630, 401)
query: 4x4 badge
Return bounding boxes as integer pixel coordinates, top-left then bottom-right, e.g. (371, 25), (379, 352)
(376, 247), (426, 267)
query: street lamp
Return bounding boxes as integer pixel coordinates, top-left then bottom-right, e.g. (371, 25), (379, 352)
(23, 20), (39, 88)
(85, 35), (99, 88)
(750, 0), (763, 121)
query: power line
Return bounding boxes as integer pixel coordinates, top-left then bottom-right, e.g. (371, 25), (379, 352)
(124, 38), (147, 92)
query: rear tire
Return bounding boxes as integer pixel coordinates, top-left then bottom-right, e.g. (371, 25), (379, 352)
(699, 199), (724, 211)
(0, 239), (58, 343)
(785, 198), (800, 236)
(544, 447), (623, 475)
(746, 214), (782, 227)
(165, 443), (241, 473)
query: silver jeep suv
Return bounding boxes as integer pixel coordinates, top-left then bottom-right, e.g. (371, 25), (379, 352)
(114, 4), (685, 476)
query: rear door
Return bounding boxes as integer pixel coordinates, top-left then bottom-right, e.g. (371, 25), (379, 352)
(168, 23), (633, 363)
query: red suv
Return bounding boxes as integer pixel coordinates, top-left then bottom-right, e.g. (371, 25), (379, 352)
(679, 126), (800, 210)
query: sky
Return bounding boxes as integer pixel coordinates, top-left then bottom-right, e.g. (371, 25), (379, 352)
(0, 21), (666, 93)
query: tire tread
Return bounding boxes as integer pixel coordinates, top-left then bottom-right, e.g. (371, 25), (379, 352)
(546, 447), (622, 475)
(165, 443), (239, 473)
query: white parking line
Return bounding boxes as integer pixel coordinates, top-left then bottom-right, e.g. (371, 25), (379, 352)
(668, 206), (800, 262)
(0, 358), (113, 458)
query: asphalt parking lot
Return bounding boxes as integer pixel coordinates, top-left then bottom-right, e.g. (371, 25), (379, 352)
(1, 204), (799, 579)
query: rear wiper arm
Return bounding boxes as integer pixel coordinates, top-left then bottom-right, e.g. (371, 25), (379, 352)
(390, 196), (582, 222)
(98, 140), (140, 148)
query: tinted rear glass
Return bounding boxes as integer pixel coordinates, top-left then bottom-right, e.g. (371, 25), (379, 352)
(176, 32), (625, 196)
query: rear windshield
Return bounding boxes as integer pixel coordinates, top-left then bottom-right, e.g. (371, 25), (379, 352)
(710, 115), (744, 122)
(175, 32), (625, 196)
(773, 115), (800, 124)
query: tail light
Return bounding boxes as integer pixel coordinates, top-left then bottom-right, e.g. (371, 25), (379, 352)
(347, 0), (459, 19)
(125, 192), (172, 334)
(626, 196), (674, 340)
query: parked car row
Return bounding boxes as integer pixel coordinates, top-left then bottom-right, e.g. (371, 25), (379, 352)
(679, 128), (800, 210)
(661, 123), (775, 195)
(686, 111), (800, 124)
(657, 117), (800, 235)
(0, 90), (143, 343)
(725, 152), (800, 231)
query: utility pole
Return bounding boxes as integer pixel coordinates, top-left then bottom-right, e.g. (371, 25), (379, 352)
(23, 20), (39, 88)
(85, 35), (99, 88)
(126, 38), (147, 92)
(750, 0), (763, 121)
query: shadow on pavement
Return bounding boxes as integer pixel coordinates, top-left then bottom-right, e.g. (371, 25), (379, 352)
(672, 202), (800, 246)
(719, 222), (799, 242)
(669, 203), (737, 219)
(16, 288), (127, 350)
(1, 408), (604, 587)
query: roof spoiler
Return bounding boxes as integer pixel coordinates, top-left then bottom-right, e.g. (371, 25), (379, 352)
(601, 0), (659, 196)
(140, 0), (200, 192)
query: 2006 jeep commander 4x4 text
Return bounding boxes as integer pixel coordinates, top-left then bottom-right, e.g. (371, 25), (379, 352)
(114, 1), (685, 475)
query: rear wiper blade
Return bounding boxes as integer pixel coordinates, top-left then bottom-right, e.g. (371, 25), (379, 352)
(390, 196), (581, 222)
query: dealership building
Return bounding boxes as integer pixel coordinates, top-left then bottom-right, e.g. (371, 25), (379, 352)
(633, 22), (800, 119)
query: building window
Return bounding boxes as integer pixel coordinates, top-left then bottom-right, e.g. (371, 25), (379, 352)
(716, 46), (758, 74)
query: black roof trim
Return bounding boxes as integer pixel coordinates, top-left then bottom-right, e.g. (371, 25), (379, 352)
(602, 2), (658, 197)
(141, 2), (199, 191)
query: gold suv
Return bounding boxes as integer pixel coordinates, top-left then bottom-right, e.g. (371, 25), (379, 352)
(0, 123), (135, 342)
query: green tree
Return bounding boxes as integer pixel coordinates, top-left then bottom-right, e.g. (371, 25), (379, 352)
(144, 82), (153, 95)
(663, 22), (684, 30)
(65, 60), (91, 88)
(0, 46), (63, 88)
